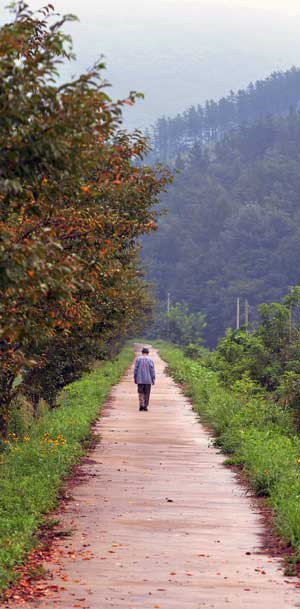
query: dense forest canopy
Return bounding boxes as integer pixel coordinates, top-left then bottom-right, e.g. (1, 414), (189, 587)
(148, 67), (300, 163)
(142, 109), (300, 346)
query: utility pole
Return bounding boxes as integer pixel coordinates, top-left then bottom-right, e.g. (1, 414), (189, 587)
(244, 299), (249, 332)
(288, 286), (293, 341)
(236, 297), (240, 330)
(167, 292), (171, 341)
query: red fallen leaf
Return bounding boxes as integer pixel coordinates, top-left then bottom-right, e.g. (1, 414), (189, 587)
(76, 598), (86, 601)
(169, 571), (176, 575)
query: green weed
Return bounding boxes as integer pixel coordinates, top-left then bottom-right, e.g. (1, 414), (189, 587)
(158, 342), (300, 558)
(0, 345), (133, 595)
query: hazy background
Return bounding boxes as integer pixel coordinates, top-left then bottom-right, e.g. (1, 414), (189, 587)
(2, 0), (300, 129)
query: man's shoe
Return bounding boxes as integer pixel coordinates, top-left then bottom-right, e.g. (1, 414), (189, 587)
(144, 406), (148, 411)
(139, 406), (145, 411)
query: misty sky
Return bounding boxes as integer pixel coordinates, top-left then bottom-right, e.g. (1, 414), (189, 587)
(2, 0), (300, 129)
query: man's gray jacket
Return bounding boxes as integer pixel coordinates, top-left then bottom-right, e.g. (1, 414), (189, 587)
(134, 355), (155, 385)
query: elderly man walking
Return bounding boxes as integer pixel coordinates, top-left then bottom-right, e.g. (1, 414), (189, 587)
(134, 347), (155, 411)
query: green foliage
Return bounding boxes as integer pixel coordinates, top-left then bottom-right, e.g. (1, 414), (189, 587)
(210, 294), (300, 396)
(150, 302), (206, 346)
(0, 344), (133, 594)
(214, 329), (269, 387)
(6, 395), (35, 437)
(183, 343), (208, 360)
(277, 371), (300, 414)
(143, 108), (300, 346)
(158, 342), (300, 551)
(0, 3), (171, 433)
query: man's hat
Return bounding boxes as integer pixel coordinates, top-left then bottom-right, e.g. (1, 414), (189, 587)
(142, 347), (149, 354)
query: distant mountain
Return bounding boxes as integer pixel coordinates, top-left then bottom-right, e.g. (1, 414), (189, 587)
(142, 109), (300, 346)
(148, 67), (300, 163)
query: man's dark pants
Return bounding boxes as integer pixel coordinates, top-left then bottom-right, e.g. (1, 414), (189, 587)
(138, 383), (151, 408)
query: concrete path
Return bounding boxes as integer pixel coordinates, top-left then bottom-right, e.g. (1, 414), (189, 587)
(6, 347), (300, 608)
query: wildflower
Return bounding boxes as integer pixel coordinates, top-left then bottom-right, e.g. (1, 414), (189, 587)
(80, 185), (90, 194)
(23, 436), (30, 442)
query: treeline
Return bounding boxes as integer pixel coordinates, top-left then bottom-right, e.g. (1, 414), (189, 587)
(159, 321), (300, 564)
(148, 67), (300, 162)
(0, 4), (170, 435)
(142, 109), (300, 346)
(205, 288), (300, 400)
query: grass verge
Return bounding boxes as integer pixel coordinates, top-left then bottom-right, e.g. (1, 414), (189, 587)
(0, 344), (133, 594)
(156, 341), (300, 566)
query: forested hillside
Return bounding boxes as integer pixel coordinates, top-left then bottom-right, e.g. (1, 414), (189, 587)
(142, 110), (300, 346)
(149, 67), (300, 162)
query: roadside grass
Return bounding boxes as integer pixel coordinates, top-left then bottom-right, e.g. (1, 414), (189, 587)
(156, 341), (300, 562)
(0, 345), (133, 595)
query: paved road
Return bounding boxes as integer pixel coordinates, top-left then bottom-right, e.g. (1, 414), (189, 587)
(7, 347), (300, 608)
